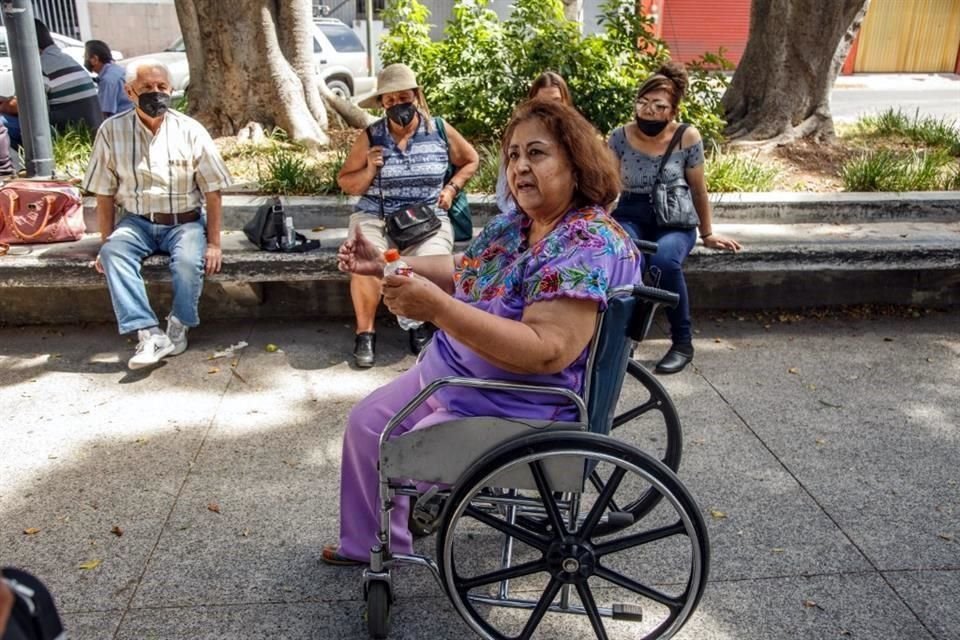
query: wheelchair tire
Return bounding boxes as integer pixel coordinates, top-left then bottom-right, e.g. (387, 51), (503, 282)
(366, 580), (392, 639)
(437, 432), (709, 640)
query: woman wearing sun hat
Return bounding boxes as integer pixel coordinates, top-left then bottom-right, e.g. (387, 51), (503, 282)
(338, 63), (479, 368)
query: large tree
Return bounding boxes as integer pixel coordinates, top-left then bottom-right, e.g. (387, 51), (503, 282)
(721, 0), (871, 145)
(174, 0), (372, 146)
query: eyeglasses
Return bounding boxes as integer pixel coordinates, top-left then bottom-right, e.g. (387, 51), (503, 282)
(637, 99), (671, 115)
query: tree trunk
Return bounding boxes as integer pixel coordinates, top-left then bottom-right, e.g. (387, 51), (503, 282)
(721, 0), (870, 145)
(174, 0), (374, 145)
(562, 0), (583, 24)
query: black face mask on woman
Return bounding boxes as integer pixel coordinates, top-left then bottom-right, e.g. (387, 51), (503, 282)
(635, 117), (668, 137)
(386, 102), (417, 127)
(138, 92), (171, 118)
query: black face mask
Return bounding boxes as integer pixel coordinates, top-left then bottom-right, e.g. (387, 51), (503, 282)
(137, 91), (171, 118)
(635, 117), (669, 137)
(386, 102), (417, 127)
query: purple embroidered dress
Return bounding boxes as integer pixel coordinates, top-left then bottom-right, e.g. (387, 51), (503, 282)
(336, 205), (641, 561)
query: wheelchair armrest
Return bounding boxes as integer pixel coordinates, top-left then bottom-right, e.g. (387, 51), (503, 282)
(381, 376), (588, 448)
(634, 284), (679, 308)
(633, 239), (659, 255)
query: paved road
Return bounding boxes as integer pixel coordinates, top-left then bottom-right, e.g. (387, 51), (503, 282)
(1, 312), (958, 639)
(831, 73), (960, 125)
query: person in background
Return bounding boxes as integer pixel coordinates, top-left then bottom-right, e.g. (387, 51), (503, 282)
(0, 19), (102, 148)
(0, 122), (15, 178)
(495, 71), (573, 214)
(338, 63), (479, 368)
(608, 61), (741, 375)
(83, 60), (231, 369)
(84, 39), (134, 118)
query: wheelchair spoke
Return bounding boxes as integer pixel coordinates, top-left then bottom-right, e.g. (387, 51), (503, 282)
(611, 397), (660, 429)
(593, 520), (687, 556)
(594, 566), (682, 611)
(575, 582), (609, 640)
(588, 470), (622, 514)
(465, 505), (550, 551)
(458, 558), (547, 591)
(530, 460), (568, 536)
(579, 466), (627, 537)
(518, 576), (564, 640)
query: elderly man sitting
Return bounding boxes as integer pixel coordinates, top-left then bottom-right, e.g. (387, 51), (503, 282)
(82, 60), (232, 369)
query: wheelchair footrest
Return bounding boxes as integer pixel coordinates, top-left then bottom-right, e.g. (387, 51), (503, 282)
(612, 603), (643, 622)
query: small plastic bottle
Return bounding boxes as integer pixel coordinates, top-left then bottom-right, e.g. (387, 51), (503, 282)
(383, 249), (423, 330)
(281, 215), (296, 250)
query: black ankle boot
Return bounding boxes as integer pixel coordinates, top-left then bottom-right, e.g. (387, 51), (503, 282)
(655, 343), (694, 374)
(353, 332), (376, 368)
(408, 323), (435, 355)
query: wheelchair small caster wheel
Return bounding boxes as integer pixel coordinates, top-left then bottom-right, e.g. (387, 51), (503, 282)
(366, 580), (392, 639)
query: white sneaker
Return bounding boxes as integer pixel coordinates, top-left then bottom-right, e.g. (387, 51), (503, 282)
(128, 329), (176, 370)
(166, 315), (189, 356)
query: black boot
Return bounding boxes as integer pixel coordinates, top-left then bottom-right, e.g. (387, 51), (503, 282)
(353, 332), (376, 368)
(408, 323), (435, 355)
(655, 343), (694, 374)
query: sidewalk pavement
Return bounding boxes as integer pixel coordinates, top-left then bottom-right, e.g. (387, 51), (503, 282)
(1, 311), (958, 639)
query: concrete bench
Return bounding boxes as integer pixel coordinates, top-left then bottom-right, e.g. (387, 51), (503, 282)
(1, 193), (958, 324)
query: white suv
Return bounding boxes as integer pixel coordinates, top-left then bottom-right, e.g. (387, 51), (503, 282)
(121, 18), (375, 100)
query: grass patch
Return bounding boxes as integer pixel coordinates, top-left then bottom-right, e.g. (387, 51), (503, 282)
(705, 146), (778, 192)
(853, 108), (960, 155)
(841, 148), (958, 191)
(255, 143), (347, 196)
(52, 123), (94, 179)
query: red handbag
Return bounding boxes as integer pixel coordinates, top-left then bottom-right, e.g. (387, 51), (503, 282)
(0, 180), (85, 247)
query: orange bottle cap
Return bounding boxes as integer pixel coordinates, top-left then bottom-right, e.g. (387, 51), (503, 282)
(384, 249), (401, 262)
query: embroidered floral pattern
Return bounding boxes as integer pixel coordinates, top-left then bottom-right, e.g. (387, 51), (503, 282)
(453, 205), (639, 310)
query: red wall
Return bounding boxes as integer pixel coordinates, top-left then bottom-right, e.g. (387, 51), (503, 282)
(656, 0), (753, 65)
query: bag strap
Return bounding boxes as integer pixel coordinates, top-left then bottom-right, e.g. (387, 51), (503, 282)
(2, 191), (57, 241)
(366, 125), (386, 219)
(654, 124), (689, 183)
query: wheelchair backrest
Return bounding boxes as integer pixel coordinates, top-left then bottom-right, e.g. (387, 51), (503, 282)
(582, 289), (637, 436)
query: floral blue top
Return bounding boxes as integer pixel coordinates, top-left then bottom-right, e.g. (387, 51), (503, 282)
(418, 205), (641, 421)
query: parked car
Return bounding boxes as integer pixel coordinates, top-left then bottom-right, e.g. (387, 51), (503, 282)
(0, 27), (123, 97)
(121, 18), (375, 100)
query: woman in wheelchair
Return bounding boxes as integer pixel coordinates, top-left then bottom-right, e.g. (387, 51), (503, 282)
(326, 99), (642, 566)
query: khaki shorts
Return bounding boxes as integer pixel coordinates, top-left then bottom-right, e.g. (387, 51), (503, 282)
(348, 212), (454, 257)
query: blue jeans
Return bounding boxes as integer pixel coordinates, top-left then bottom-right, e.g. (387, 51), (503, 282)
(613, 195), (697, 346)
(0, 114), (22, 149)
(99, 214), (207, 335)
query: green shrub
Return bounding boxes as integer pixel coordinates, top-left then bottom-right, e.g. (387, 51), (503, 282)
(52, 123), (93, 179)
(470, 143), (502, 198)
(381, 0), (729, 145)
(841, 148), (955, 192)
(705, 146), (778, 192)
(259, 148), (320, 195)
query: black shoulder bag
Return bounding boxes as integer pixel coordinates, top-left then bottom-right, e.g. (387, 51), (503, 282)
(366, 125), (442, 251)
(651, 124), (699, 229)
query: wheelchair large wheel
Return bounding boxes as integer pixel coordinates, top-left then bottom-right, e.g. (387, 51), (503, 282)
(437, 432), (709, 640)
(585, 358), (683, 534)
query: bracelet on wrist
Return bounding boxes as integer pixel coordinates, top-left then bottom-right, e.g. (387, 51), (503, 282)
(700, 232), (713, 240)
(445, 182), (461, 195)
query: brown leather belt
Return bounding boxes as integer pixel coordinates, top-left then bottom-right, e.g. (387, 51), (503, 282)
(138, 210), (201, 225)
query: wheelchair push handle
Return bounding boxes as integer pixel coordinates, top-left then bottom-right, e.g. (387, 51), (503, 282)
(633, 284), (680, 309)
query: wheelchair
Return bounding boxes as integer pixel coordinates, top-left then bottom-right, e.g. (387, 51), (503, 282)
(361, 247), (709, 640)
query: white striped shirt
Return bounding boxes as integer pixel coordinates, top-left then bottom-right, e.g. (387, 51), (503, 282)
(82, 109), (232, 215)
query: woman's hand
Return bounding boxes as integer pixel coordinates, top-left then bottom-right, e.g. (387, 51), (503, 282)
(366, 145), (385, 171)
(436, 185), (455, 210)
(382, 274), (448, 322)
(337, 227), (386, 276)
(703, 233), (741, 252)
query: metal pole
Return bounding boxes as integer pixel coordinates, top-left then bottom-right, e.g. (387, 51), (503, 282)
(365, 0), (374, 76)
(4, 0), (55, 178)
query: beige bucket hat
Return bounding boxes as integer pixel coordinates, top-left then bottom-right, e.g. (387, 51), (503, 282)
(358, 63), (419, 109)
